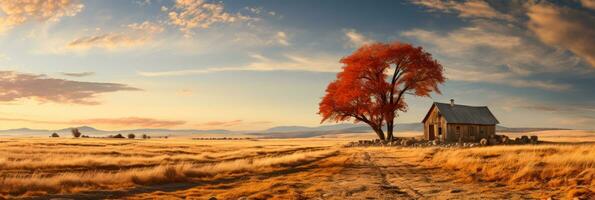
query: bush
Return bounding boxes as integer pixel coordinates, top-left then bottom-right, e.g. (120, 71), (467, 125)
(142, 134), (148, 139)
(113, 134), (125, 139)
(71, 128), (81, 138)
(128, 134), (135, 139)
(50, 133), (59, 138)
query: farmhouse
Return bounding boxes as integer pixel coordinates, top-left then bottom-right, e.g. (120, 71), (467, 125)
(422, 99), (499, 143)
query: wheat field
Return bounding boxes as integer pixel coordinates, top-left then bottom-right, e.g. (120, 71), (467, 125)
(0, 136), (593, 199)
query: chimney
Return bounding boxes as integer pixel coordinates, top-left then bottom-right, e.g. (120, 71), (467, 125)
(450, 99), (455, 107)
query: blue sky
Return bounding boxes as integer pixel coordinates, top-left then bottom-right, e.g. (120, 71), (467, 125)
(0, 0), (594, 130)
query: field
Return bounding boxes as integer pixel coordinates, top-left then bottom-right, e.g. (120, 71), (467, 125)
(0, 133), (593, 199)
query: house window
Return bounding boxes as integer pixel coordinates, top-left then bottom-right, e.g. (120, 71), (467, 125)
(456, 126), (461, 137)
(469, 126), (475, 137)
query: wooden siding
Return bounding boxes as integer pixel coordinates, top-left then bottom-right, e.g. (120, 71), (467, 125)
(424, 105), (496, 143)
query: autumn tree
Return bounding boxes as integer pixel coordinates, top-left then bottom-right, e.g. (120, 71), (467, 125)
(319, 41), (445, 141)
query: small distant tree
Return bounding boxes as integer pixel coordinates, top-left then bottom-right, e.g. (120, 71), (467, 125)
(71, 128), (82, 138)
(128, 133), (135, 139)
(113, 134), (125, 138)
(51, 133), (60, 138)
(142, 134), (148, 139)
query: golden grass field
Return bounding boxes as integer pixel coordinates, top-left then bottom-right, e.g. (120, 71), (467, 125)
(0, 131), (593, 199)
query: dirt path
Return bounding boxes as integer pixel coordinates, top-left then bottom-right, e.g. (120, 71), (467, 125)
(30, 147), (545, 200)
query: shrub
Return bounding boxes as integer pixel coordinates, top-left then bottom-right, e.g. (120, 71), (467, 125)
(71, 128), (81, 138)
(113, 134), (125, 139)
(128, 134), (135, 139)
(142, 134), (148, 139)
(50, 133), (59, 138)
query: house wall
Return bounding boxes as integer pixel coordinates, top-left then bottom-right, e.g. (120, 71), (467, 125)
(423, 106), (447, 142)
(424, 105), (497, 143)
(446, 124), (495, 143)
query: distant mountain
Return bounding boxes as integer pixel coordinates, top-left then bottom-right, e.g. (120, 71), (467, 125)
(0, 123), (570, 138)
(0, 126), (231, 137)
(265, 123), (423, 133)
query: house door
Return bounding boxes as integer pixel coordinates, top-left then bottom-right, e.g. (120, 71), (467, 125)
(428, 125), (435, 140)
(438, 127), (443, 140)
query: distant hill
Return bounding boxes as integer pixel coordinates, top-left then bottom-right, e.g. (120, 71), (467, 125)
(0, 126), (230, 137)
(0, 123), (571, 138)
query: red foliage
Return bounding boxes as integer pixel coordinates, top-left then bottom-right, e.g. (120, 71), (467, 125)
(319, 41), (445, 141)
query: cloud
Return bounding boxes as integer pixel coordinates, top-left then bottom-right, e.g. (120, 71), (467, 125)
(139, 53), (340, 76)
(410, 0), (513, 21)
(446, 68), (572, 91)
(527, 3), (595, 67)
(0, 71), (140, 105)
(496, 97), (595, 128)
(176, 89), (193, 96)
(72, 117), (186, 128)
(276, 31), (290, 46)
(580, 0), (595, 10)
(197, 120), (272, 127)
(344, 29), (374, 48)
(0, 0), (83, 32)
(401, 20), (582, 91)
(167, 0), (254, 37)
(66, 21), (163, 50)
(0, 116), (186, 128)
(200, 120), (243, 127)
(61, 72), (95, 77)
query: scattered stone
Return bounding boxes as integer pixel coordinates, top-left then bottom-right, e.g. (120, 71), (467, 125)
(208, 197), (217, 200)
(480, 138), (488, 146)
(450, 188), (463, 193)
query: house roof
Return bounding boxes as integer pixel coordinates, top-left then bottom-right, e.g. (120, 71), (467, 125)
(422, 102), (500, 125)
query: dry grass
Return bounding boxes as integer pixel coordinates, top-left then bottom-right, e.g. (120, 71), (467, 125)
(0, 138), (341, 198)
(419, 144), (594, 198)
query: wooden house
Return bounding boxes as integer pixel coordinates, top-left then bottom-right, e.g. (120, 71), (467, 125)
(422, 99), (499, 143)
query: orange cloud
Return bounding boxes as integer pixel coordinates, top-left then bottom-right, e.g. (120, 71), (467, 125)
(166, 0), (254, 37)
(0, 0), (83, 32)
(0, 71), (140, 105)
(71, 117), (186, 128)
(67, 21), (163, 50)
(0, 116), (186, 128)
(197, 120), (273, 128)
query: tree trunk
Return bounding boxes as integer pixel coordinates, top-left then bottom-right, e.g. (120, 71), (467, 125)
(386, 120), (394, 142)
(373, 126), (386, 141)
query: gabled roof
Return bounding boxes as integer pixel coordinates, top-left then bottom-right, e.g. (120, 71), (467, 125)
(422, 102), (500, 125)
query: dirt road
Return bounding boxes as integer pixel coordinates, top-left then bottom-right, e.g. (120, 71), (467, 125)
(36, 147), (549, 200)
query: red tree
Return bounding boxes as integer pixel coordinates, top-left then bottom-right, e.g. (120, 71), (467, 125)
(319, 41), (445, 141)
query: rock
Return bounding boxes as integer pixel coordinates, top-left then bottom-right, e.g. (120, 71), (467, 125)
(432, 140), (440, 146)
(208, 197), (217, 200)
(450, 188), (463, 193)
(480, 138), (488, 146)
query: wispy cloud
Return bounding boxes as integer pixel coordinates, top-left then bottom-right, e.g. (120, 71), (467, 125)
(446, 68), (572, 92)
(402, 19), (581, 91)
(410, 0), (513, 21)
(0, 0), (84, 33)
(139, 53), (340, 77)
(0, 71), (140, 105)
(72, 117), (185, 128)
(196, 120), (272, 128)
(527, 3), (595, 67)
(166, 0), (256, 37)
(61, 72), (95, 77)
(0, 116), (186, 128)
(66, 21), (164, 51)
(344, 29), (374, 48)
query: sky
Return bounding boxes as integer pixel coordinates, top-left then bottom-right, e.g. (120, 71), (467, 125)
(0, 0), (594, 131)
